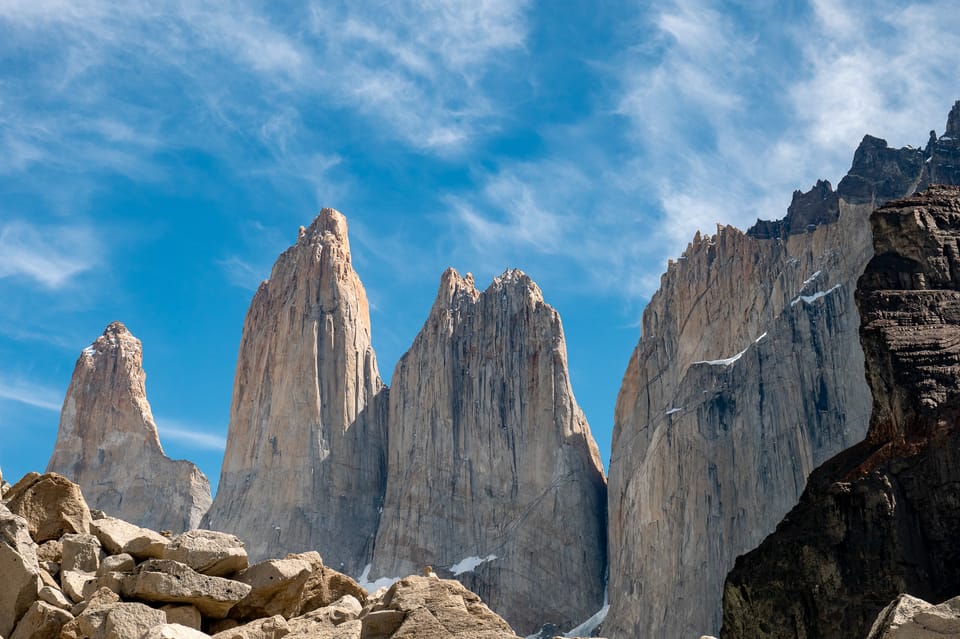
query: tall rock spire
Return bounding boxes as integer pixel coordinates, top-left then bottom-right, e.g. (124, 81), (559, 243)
(203, 209), (388, 572)
(369, 268), (607, 635)
(47, 321), (211, 532)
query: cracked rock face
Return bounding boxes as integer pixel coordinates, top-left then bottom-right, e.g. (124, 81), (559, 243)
(721, 186), (960, 639)
(369, 268), (607, 635)
(606, 102), (960, 639)
(46, 322), (211, 533)
(203, 209), (388, 571)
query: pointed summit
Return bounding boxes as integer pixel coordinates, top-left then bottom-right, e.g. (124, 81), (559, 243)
(946, 100), (960, 137)
(47, 322), (211, 532)
(204, 209), (388, 569)
(370, 267), (606, 634)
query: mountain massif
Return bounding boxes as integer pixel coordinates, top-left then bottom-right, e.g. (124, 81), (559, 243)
(605, 101), (960, 639)
(24, 101), (960, 638)
(46, 322), (211, 533)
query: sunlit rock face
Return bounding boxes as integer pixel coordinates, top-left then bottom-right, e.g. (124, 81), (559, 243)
(605, 101), (960, 639)
(723, 185), (960, 639)
(203, 209), (388, 572)
(369, 268), (607, 635)
(47, 321), (211, 533)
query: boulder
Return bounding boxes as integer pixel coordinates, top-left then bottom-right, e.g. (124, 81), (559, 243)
(8, 600), (72, 639)
(288, 552), (366, 614)
(91, 516), (168, 559)
(36, 540), (61, 565)
(61, 600), (167, 639)
(3, 473), (91, 543)
(283, 596), (362, 638)
(163, 530), (248, 577)
(139, 623), (212, 639)
(210, 615), (290, 639)
(363, 576), (519, 638)
(162, 605), (202, 630)
(230, 556), (312, 619)
(61, 570), (96, 603)
(867, 594), (960, 639)
(61, 533), (103, 573)
(0, 505), (42, 637)
(37, 585), (72, 611)
(122, 559), (252, 618)
(99, 552), (136, 575)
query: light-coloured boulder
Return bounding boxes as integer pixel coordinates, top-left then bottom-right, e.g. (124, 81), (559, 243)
(162, 605), (202, 630)
(287, 552), (366, 615)
(203, 210), (388, 572)
(37, 585), (72, 611)
(122, 559), (252, 618)
(60, 570), (96, 603)
(867, 594), (960, 638)
(370, 268), (607, 634)
(286, 619), (360, 639)
(46, 321), (212, 532)
(139, 623), (212, 639)
(283, 596), (362, 639)
(231, 556), (312, 619)
(163, 530), (248, 577)
(91, 516), (168, 559)
(0, 505), (42, 638)
(8, 600), (72, 639)
(210, 615), (289, 639)
(361, 576), (519, 638)
(61, 533), (102, 573)
(61, 600), (167, 639)
(36, 540), (61, 565)
(71, 587), (120, 618)
(3, 473), (90, 543)
(82, 571), (126, 600)
(98, 552), (136, 575)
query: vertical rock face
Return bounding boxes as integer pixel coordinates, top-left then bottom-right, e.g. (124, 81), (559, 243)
(46, 322), (211, 532)
(203, 209), (388, 572)
(606, 102), (960, 639)
(369, 268), (607, 635)
(722, 185), (960, 639)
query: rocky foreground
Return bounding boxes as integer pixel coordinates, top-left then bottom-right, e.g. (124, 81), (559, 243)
(0, 470), (540, 639)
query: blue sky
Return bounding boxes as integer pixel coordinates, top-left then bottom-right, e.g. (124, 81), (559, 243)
(1, 0), (958, 491)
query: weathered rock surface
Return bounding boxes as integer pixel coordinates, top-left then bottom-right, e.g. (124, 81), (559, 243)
(91, 516), (169, 560)
(61, 600), (167, 639)
(204, 209), (388, 571)
(606, 102), (960, 639)
(8, 599), (72, 639)
(140, 623), (212, 639)
(163, 530), (248, 577)
(4, 472), (91, 543)
(230, 556), (313, 620)
(368, 268), (607, 634)
(0, 505), (41, 637)
(364, 575), (520, 639)
(722, 186), (960, 638)
(46, 321), (211, 532)
(122, 559), (252, 618)
(867, 594), (960, 639)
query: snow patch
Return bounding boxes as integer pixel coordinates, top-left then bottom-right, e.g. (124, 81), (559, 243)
(802, 270), (822, 287)
(564, 602), (609, 637)
(356, 564), (400, 594)
(450, 554), (498, 576)
(665, 407), (683, 416)
(754, 332), (768, 343)
(790, 283), (842, 307)
(82, 345), (96, 357)
(693, 344), (749, 367)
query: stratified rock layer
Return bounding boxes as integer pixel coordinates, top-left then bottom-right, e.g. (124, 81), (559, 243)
(370, 269), (607, 634)
(606, 102), (960, 639)
(722, 185), (960, 639)
(46, 322), (211, 533)
(203, 209), (388, 571)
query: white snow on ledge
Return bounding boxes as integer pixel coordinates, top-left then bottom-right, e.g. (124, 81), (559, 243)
(563, 602), (609, 637)
(450, 554), (498, 576)
(357, 564), (400, 594)
(791, 283), (842, 307)
(693, 345), (750, 367)
(665, 407), (683, 415)
(802, 270), (822, 287)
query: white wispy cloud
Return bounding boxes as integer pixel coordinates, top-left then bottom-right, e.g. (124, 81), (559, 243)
(155, 418), (227, 452)
(0, 376), (62, 411)
(0, 221), (99, 288)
